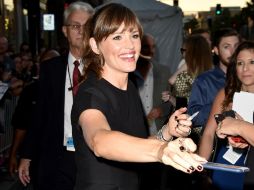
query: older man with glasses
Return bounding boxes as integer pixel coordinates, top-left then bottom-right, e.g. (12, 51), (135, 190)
(18, 2), (94, 190)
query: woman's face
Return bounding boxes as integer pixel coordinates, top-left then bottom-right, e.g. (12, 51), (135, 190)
(96, 22), (141, 75)
(236, 49), (254, 91)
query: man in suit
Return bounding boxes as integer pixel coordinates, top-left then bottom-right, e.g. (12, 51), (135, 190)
(129, 34), (173, 190)
(18, 2), (94, 190)
(130, 34), (173, 135)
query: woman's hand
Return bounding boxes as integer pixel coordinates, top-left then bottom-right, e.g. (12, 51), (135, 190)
(216, 115), (249, 149)
(159, 137), (207, 173)
(216, 117), (242, 138)
(161, 91), (176, 106)
(163, 107), (192, 140)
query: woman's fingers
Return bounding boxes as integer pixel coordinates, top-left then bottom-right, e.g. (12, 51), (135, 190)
(161, 153), (187, 172)
(162, 138), (207, 173)
(173, 107), (188, 118)
(19, 169), (30, 186)
(216, 126), (227, 138)
(174, 118), (192, 137)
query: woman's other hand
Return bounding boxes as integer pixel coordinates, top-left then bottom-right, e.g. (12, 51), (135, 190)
(160, 137), (207, 173)
(164, 107), (192, 139)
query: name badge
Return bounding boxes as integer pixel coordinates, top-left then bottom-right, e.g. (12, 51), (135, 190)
(223, 146), (242, 164)
(66, 137), (75, 151)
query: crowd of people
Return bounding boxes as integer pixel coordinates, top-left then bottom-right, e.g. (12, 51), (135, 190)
(0, 1), (254, 190)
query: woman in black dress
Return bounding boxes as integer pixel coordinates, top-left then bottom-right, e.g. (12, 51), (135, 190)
(71, 3), (206, 190)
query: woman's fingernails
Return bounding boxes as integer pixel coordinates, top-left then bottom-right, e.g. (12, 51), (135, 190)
(187, 169), (192, 173)
(197, 165), (203, 170)
(189, 166), (195, 171)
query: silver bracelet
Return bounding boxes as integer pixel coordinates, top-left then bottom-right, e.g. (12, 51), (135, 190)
(156, 124), (173, 142)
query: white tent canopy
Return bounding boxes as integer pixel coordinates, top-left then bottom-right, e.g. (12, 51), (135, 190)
(103, 0), (183, 74)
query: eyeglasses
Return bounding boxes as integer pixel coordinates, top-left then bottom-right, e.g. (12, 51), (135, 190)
(65, 24), (84, 32)
(180, 48), (186, 54)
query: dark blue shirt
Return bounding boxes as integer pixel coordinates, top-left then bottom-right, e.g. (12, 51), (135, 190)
(188, 66), (226, 127)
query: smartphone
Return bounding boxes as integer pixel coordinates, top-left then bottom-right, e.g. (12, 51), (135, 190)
(202, 162), (250, 173)
(230, 136), (247, 143)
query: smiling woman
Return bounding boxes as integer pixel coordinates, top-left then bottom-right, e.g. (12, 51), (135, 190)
(198, 41), (254, 190)
(71, 3), (206, 190)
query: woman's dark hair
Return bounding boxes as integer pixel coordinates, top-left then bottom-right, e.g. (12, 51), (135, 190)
(185, 34), (213, 77)
(223, 41), (254, 109)
(82, 3), (143, 80)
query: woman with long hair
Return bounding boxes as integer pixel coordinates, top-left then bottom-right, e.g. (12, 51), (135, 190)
(199, 41), (254, 190)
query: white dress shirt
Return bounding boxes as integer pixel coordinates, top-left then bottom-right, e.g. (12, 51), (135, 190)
(63, 52), (83, 150)
(138, 64), (157, 135)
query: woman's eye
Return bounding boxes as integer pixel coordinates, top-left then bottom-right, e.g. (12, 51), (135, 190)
(133, 34), (140, 39)
(250, 60), (254, 64)
(237, 61), (243, 66)
(113, 36), (121, 40)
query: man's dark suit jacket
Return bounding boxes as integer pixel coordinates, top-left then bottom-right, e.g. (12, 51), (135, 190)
(21, 55), (76, 189)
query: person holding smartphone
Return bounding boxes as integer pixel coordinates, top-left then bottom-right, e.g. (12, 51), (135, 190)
(199, 41), (254, 190)
(216, 116), (254, 190)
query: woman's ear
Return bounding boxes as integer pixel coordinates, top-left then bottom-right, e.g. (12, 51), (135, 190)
(89, 38), (100, 54)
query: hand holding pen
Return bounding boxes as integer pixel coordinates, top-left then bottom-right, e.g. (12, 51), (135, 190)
(175, 111), (199, 136)
(158, 108), (200, 142)
(188, 111), (199, 121)
(159, 108), (207, 173)
(166, 108), (199, 138)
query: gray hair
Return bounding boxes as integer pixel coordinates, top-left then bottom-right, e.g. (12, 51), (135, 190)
(63, 1), (94, 25)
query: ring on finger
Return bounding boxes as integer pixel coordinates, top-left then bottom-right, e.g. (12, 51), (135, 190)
(178, 138), (190, 152)
(179, 145), (190, 152)
(179, 146), (185, 151)
(178, 123), (187, 128)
